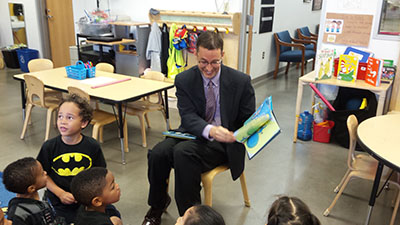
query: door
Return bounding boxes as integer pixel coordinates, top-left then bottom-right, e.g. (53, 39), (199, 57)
(46, 0), (75, 67)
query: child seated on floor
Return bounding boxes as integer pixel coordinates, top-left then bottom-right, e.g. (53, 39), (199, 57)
(267, 196), (321, 225)
(175, 205), (225, 225)
(36, 94), (121, 224)
(2, 157), (65, 225)
(70, 167), (121, 225)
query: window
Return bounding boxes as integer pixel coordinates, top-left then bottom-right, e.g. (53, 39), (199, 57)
(374, 0), (400, 40)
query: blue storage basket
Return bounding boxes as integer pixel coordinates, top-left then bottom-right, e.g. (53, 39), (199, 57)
(87, 66), (96, 78)
(66, 61), (96, 79)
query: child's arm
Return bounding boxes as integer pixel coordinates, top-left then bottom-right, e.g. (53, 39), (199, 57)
(46, 176), (76, 205)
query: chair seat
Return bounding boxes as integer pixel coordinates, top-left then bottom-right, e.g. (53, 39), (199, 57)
(127, 101), (164, 111)
(279, 50), (315, 62)
(91, 110), (116, 125)
(305, 43), (315, 51)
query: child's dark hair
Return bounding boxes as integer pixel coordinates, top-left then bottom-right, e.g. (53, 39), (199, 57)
(59, 94), (93, 124)
(185, 205), (225, 225)
(267, 196), (321, 225)
(70, 167), (108, 206)
(3, 157), (39, 194)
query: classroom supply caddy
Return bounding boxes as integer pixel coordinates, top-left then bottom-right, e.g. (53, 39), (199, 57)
(65, 61), (95, 80)
(313, 120), (334, 143)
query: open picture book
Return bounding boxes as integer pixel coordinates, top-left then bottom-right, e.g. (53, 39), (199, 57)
(234, 96), (281, 159)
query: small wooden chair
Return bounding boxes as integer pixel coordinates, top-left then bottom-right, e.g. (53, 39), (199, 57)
(27, 58), (63, 100)
(20, 75), (60, 141)
(123, 71), (168, 148)
(68, 86), (129, 152)
(201, 165), (250, 207)
(96, 62), (114, 73)
(324, 115), (400, 225)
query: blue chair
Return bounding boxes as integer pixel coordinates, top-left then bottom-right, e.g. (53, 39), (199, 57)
(273, 30), (316, 79)
(297, 26), (318, 51)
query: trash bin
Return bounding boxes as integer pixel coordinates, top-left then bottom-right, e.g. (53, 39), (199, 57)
(16, 48), (39, 72)
(313, 120), (335, 143)
(1, 48), (20, 68)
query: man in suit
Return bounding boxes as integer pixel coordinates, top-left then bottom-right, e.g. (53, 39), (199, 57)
(142, 31), (255, 225)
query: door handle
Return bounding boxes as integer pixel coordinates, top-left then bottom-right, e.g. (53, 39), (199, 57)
(47, 15), (53, 19)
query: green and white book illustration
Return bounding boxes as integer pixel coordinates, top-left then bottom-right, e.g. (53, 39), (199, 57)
(234, 96), (281, 159)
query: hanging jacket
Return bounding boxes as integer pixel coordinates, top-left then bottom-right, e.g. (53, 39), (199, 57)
(146, 22), (162, 72)
(161, 23), (169, 75)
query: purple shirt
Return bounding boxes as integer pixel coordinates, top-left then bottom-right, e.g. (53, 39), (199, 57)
(201, 68), (221, 140)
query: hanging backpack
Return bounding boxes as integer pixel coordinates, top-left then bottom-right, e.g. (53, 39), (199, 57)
(187, 32), (198, 54)
(172, 25), (188, 50)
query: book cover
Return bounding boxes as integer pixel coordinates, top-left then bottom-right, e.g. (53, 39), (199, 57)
(365, 57), (383, 86)
(337, 55), (358, 82)
(234, 96), (281, 159)
(381, 66), (396, 82)
(162, 131), (196, 140)
(343, 47), (373, 63)
(315, 48), (335, 81)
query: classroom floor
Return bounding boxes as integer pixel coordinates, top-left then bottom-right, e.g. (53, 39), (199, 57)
(0, 65), (398, 225)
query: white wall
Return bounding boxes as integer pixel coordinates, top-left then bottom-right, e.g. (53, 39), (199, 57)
(318, 0), (400, 62)
(250, 0), (321, 79)
(108, 0), (242, 22)
(0, 0), (44, 57)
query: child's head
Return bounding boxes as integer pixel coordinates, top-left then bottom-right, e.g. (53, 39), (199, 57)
(3, 157), (47, 195)
(175, 205), (225, 225)
(267, 196), (321, 225)
(71, 167), (120, 208)
(57, 94), (93, 135)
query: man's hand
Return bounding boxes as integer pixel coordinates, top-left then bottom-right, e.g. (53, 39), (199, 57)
(59, 191), (76, 205)
(209, 126), (236, 143)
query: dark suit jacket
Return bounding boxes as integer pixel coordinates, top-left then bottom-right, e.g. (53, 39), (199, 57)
(174, 65), (255, 180)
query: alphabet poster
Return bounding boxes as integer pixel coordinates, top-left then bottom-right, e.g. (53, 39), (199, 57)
(323, 13), (373, 47)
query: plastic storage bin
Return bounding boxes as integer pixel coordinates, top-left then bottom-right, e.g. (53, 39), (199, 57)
(313, 120), (335, 143)
(16, 48), (39, 72)
(66, 61), (96, 80)
(77, 22), (112, 36)
(1, 48), (20, 68)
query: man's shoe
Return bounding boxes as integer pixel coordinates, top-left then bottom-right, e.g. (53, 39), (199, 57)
(141, 195), (171, 225)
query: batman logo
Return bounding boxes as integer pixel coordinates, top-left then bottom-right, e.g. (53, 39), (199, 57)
(51, 153), (92, 176)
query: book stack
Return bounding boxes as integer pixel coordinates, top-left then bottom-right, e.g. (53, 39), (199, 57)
(365, 57), (383, 86)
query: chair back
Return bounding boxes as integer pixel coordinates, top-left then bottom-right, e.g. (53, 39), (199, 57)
(141, 71), (166, 81)
(275, 31), (292, 53)
(347, 115), (359, 169)
(24, 75), (46, 107)
(67, 86), (91, 101)
(28, 59), (54, 72)
(96, 63), (114, 73)
(300, 27), (311, 37)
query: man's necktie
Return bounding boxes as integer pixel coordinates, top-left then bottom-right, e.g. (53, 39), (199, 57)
(205, 81), (216, 123)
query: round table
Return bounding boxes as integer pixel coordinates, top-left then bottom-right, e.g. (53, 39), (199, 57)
(357, 114), (400, 225)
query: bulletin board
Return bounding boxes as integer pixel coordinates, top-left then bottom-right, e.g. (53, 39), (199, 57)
(322, 13), (373, 47)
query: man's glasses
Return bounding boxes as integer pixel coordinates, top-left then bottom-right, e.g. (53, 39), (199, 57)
(198, 59), (222, 67)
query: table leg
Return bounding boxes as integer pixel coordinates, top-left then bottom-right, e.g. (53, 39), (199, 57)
(117, 102), (126, 165)
(20, 81), (26, 121)
(364, 162), (384, 225)
(293, 80), (304, 142)
(376, 90), (386, 116)
(164, 89), (170, 130)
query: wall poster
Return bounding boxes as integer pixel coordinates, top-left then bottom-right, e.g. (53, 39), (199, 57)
(323, 13), (373, 47)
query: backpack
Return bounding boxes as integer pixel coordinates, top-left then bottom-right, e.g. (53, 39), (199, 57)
(187, 31), (198, 54)
(172, 25), (188, 50)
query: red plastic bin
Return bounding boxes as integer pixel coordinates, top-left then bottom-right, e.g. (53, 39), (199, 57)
(334, 58), (367, 80)
(313, 120), (335, 143)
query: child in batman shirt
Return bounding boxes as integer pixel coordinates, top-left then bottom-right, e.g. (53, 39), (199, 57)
(37, 94), (121, 225)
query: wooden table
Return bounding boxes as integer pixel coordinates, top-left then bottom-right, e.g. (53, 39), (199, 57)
(357, 114), (400, 225)
(14, 67), (174, 164)
(293, 71), (393, 142)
